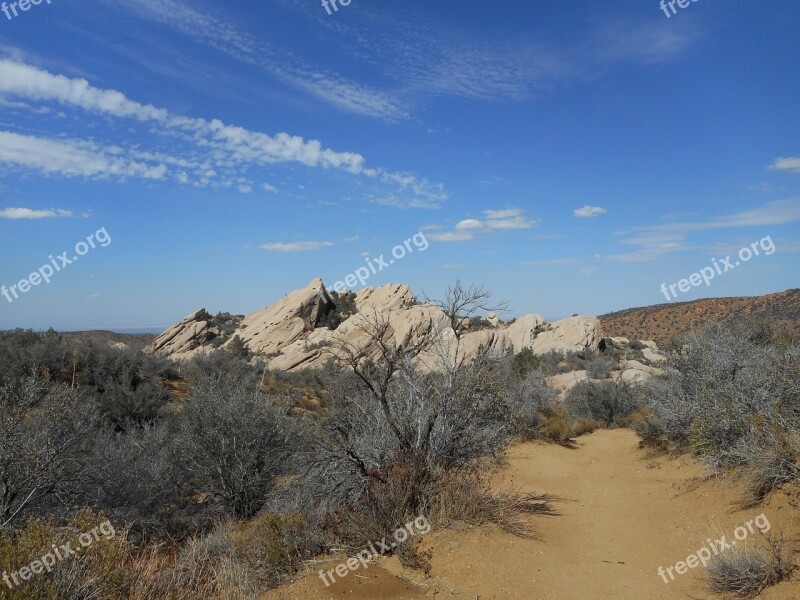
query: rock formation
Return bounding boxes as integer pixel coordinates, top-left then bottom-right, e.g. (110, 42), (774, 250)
(147, 279), (645, 377)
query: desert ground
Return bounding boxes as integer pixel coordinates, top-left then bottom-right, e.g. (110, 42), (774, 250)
(265, 429), (799, 600)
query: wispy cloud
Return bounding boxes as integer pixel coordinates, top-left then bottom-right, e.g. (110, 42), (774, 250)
(95, 0), (699, 121)
(573, 205), (607, 218)
(260, 240), (334, 252)
(428, 208), (538, 242)
(769, 156), (800, 173)
(0, 59), (443, 198)
(0, 207), (72, 219)
(598, 198), (800, 262)
(0, 132), (168, 180)
(441, 263), (464, 270)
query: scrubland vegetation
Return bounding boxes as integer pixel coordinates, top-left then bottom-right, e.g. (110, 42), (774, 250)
(0, 317), (796, 599)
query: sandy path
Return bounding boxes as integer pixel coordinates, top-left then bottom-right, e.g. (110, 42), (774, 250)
(265, 429), (798, 599)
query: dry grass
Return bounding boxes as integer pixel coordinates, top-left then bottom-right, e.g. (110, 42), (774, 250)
(430, 468), (558, 539)
(705, 532), (795, 598)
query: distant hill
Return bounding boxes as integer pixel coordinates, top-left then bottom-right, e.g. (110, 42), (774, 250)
(599, 289), (800, 344)
(61, 330), (158, 351)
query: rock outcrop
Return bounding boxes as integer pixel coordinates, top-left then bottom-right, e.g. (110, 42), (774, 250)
(529, 316), (602, 355)
(148, 279), (613, 373)
(147, 308), (216, 361)
(232, 278), (333, 356)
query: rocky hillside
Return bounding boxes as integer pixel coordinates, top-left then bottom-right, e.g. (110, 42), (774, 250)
(599, 288), (800, 344)
(147, 278), (606, 371)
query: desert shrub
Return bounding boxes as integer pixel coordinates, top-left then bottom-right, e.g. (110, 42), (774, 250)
(84, 421), (189, 538)
(635, 323), (800, 500)
(585, 355), (615, 379)
(171, 376), (298, 521)
(317, 291), (357, 330)
(505, 369), (558, 440)
(538, 350), (566, 376)
(537, 408), (574, 444)
(183, 348), (258, 384)
(224, 335), (250, 360)
(565, 379), (645, 427)
(706, 534), (794, 598)
(511, 347), (540, 378)
(0, 379), (99, 528)
(278, 352), (517, 546)
(232, 513), (321, 587)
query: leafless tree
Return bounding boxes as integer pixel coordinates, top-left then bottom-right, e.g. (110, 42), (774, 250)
(426, 279), (509, 341)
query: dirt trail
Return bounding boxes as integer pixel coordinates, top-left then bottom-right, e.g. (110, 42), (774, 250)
(264, 429), (799, 600)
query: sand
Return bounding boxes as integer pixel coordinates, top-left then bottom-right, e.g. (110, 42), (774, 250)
(264, 429), (799, 599)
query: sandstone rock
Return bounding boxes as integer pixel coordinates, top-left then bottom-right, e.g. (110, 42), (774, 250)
(546, 370), (588, 394)
(457, 329), (513, 363)
(487, 311), (500, 327)
(530, 316), (602, 355)
(615, 359), (665, 384)
(505, 313), (548, 353)
(147, 308), (215, 361)
(642, 347), (666, 364)
(234, 278), (333, 355)
(354, 283), (414, 312)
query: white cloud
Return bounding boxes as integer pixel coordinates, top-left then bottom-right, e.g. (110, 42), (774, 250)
(768, 157), (800, 173)
(0, 207), (72, 219)
(0, 59), (168, 122)
(573, 205), (607, 218)
(262, 183), (277, 193)
(428, 207), (537, 242)
(370, 196), (443, 210)
(343, 236), (359, 242)
(427, 230), (475, 242)
(0, 131), (168, 180)
(260, 241), (333, 252)
(0, 59), (443, 197)
(483, 208), (538, 229)
(238, 184), (252, 193)
(455, 219), (483, 230)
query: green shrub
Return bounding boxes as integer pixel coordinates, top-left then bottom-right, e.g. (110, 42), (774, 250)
(565, 380), (645, 427)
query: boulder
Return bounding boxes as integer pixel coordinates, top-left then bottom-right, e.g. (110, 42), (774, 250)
(615, 359), (664, 384)
(457, 329), (513, 363)
(486, 311), (500, 327)
(530, 316), (602, 355)
(505, 313), (548, 353)
(642, 347), (666, 364)
(546, 370), (588, 395)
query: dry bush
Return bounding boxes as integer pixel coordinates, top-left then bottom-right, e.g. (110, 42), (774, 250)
(571, 417), (601, 437)
(636, 324), (800, 502)
(565, 379), (646, 428)
(706, 533), (794, 598)
(537, 409), (574, 445)
(430, 468), (557, 539)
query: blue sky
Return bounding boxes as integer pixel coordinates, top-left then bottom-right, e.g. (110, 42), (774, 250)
(0, 0), (798, 331)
